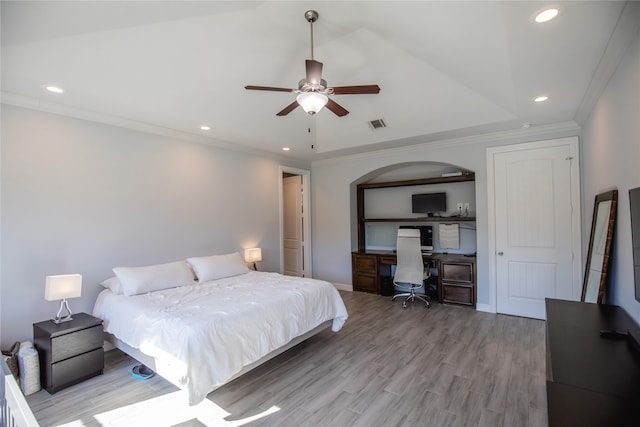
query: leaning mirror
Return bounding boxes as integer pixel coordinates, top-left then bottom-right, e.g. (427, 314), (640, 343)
(582, 190), (618, 303)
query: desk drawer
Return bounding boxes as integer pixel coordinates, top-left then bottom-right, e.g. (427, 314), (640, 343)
(354, 255), (377, 272)
(353, 273), (378, 293)
(440, 262), (473, 283)
(442, 284), (474, 306)
(379, 256), (397, 265)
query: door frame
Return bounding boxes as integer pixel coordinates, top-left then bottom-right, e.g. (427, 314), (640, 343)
(278, 165), (312, 277)
(486, 137), (581, 314)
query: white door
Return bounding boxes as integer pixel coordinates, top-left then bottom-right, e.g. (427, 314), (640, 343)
(489, 138), (581, 319)
(283, 175), (304, 277)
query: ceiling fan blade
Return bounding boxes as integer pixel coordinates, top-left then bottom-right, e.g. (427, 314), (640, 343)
(245, 85), (294, 92)
(332, 85), (381, 95)
(276, 100), (300, 116)
(325, 98), (349, 117)
(305, 60), (323, 85)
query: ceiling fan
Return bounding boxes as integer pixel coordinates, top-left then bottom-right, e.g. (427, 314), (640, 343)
(245, 10), (381, 117)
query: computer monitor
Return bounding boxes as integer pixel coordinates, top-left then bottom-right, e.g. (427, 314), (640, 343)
(412, 192), (446, 215)
(399, 225), (433, 252)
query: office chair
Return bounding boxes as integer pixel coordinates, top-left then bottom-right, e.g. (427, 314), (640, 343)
(392, 228), (430, 308)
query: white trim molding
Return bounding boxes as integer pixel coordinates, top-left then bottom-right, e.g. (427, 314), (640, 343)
(278, 166), (312, 277)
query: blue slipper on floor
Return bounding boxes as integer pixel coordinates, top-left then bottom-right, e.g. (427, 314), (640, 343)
(131, 364), (155, 380)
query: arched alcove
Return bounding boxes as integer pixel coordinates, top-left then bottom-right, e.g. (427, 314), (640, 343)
(349, 161), (476, 252)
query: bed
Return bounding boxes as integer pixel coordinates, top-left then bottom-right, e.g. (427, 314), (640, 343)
(92, 253), (348, 405)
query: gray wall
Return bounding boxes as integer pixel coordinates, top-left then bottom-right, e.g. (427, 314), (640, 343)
(310, 131), (580, 310)
(581, 28), (640, 323)
(0, 105), (291, 348)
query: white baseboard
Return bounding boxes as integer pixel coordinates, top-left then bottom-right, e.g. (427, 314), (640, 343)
(333, 283), (353, 292)
(475, 303), (495, 313)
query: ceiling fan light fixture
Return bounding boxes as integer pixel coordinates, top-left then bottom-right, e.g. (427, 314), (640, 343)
(296, 92), (328, 115)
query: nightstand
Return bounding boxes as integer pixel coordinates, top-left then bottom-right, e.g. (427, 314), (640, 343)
(33, 312), (104, 394)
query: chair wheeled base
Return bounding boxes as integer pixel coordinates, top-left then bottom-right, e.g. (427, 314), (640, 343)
(392, 290), (430, 308)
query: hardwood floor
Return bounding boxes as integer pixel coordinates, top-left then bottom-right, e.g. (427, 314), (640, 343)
(26, 291), (548, 427)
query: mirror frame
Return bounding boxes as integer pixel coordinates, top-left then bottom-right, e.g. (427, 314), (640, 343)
(581, 190), (618, 303)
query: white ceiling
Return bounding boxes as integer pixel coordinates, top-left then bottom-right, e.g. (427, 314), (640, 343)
(1, 1), (636, 162)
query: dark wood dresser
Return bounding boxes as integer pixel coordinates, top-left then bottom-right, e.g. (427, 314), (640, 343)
(33, 312), (104, 393)
(545, 299), (640, 426)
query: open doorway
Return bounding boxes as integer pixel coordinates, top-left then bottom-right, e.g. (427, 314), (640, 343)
(279, 166), (311, 277)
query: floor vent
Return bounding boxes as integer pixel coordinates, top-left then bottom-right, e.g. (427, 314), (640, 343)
(368, 118), (387, 130)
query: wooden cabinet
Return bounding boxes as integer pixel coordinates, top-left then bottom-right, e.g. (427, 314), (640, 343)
(33, 312), (104, 394)
(352, 252), (476, 307)
(352, 252), (379, 293)
(439, 259), (476, 307)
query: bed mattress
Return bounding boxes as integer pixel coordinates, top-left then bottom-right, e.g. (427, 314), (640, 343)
(93, 271), (348, 404)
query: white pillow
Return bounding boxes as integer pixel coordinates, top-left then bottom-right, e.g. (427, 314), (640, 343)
(99, 276), (123, 294)
(187, 252), (250, 282)
(113, 260), (195, 296)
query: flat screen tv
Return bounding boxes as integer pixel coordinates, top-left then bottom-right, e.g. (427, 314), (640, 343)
(629, 187), (640, 302)
(412, 192), (446, 215)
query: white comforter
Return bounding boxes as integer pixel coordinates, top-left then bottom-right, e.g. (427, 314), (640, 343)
(93, 271), (348, 404)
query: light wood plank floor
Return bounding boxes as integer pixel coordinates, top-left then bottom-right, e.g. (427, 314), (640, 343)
(26, 291), (548, 427)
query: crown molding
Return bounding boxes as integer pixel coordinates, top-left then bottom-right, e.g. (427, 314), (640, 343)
(575, 1), (640, 124)
(312, 121), (581, 166)
(1, 91), (311, 169)
(1, 90), (581, 170)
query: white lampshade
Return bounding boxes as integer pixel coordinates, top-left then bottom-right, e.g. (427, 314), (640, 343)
(296, 92), (328, 115)
(244, 248), (263, 263)
(45, 274), (82, 301)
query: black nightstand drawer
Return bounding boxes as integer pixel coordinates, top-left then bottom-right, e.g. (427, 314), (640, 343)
(51, 325), (103, 363)
(34, 312), (104, 394)
(50, 348), (104, 393)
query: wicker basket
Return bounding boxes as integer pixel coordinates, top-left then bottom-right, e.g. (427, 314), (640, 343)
(1, 341), (20, 378)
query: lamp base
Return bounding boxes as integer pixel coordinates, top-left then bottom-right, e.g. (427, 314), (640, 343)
(50, 299), (74, 324)
(51, 315), (74, 324)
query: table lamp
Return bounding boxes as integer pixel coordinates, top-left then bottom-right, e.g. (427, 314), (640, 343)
(244, 248), (262, 271)
(45, 274), (82, 324)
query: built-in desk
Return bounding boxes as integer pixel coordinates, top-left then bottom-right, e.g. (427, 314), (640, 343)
(545, 299), (640, 426)
(351, 251), (476, 307)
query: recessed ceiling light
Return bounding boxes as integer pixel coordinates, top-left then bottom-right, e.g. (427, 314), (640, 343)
(535, 8), (559, 23)
(534, 96), (549, 103)
(282, 147), (291, 151)
(45, 86), (64, 94)
(199, 125), (211, 131)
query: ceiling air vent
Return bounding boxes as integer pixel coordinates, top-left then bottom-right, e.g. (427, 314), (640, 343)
(368, 118), (387, 130)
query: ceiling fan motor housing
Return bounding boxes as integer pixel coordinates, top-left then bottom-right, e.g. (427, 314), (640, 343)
(298, 78), (332, 94)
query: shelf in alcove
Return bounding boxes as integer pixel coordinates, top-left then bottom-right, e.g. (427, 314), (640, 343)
(357, 173), (475, 189)
(363, 217), (476, 223)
